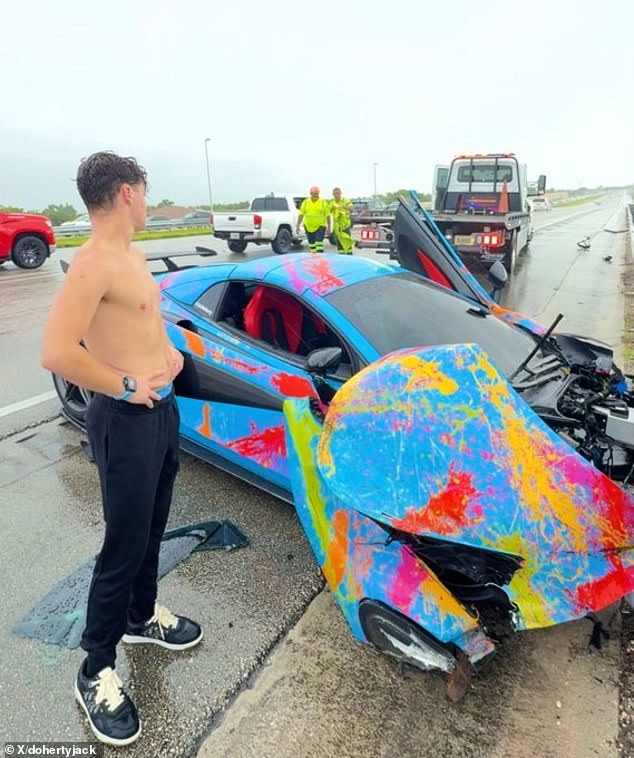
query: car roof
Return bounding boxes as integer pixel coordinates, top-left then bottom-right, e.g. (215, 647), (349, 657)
(158, 253), (401, 303)
(235, 253), (397, 294)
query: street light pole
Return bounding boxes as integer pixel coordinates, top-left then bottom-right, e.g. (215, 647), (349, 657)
(373, 162), (378, 198)
(204, 137), (213, 213)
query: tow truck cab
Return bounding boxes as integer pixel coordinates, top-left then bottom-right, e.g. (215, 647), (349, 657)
(430, 154), (545, 277)
(433, 154), (527, 214)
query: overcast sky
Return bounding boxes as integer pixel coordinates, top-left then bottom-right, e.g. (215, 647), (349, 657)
(2, 0), (632, 211)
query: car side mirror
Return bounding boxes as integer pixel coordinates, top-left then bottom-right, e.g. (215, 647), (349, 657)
(306, 347), (342, 376)
(306, 347), (343, 406)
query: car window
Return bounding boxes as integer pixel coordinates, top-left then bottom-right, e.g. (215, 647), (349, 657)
(250, 197), (290, 212)
(215, 282), (353, 374)
(325, 272), (537, 378)
(192, 282), (226, 320)
(456, 165), (514, 183)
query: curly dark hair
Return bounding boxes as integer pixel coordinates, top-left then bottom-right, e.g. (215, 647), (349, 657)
(76, 151), (147, 210)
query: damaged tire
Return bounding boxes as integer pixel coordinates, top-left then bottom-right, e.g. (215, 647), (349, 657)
(359, 599), (456, 673)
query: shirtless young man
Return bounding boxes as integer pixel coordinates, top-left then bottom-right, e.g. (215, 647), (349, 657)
(41, 151), (202, 746)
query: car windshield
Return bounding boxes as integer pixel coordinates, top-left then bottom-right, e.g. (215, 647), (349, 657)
(325, 273), (538, 377)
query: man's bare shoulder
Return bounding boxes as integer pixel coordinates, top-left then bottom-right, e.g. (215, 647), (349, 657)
(131, 243), (148, 264)
(70, 240), (117, 273)
(61, 240), (121, 298)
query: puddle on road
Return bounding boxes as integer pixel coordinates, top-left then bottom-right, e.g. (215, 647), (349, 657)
(13, 521), (248, 649)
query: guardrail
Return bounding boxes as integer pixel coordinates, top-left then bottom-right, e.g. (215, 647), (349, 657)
(53, 219), (213, 237)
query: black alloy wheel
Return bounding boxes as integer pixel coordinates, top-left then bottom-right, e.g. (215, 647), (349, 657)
(271, 228), (292, 255)
(52, 374), (93, 428)
(12, 235), (49, 269)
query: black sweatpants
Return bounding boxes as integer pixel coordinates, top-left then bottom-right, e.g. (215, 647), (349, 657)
(81, 391), (180, 675)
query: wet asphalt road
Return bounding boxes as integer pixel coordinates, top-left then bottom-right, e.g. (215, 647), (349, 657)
(0, 193), (630, 757)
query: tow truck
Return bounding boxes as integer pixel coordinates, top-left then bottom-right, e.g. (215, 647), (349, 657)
(357, 154), (546, 277)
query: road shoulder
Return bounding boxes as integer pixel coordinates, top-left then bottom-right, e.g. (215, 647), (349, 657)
(199, 590), (620, 758)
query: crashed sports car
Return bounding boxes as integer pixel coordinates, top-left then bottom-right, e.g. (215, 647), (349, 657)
(52, 201), (634, 697)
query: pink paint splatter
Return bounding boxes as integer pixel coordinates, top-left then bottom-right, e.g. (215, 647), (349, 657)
(386, 546), (429, 612)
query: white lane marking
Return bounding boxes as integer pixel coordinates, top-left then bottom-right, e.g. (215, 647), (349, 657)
(0, 390), (58, 418)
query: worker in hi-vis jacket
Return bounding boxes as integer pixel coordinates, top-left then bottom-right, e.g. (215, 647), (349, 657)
(329, 187), (354, 254)
(297, 186), (331, 253)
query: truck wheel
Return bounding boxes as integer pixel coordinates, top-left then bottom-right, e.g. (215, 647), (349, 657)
(271, 228), (292, 255)
(504, 233), (518, 276)
(12, 235), (49, 269)
(228, 240), (247, 253)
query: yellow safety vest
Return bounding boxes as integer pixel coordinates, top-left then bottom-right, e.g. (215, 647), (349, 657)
(329, 197), (352, 228)
(300, 197), (330, 232)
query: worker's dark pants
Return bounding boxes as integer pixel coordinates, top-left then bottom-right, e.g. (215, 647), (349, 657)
(81, 392), (180, 676)
(305, 226), (326, 253)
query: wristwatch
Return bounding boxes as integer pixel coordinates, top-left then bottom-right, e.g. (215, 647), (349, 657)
(113, 375), (137, 401)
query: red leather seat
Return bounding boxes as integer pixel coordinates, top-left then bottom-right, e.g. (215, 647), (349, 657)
(243, 285), (304, 353)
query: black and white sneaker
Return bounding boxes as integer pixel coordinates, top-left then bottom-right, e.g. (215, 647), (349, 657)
(74, 663), (141, 746)
(122, 604), (203, 651)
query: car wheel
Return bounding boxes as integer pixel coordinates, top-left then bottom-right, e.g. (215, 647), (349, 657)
(358, 599), (456, 673)
(12, 235), (49, 269)
(271, 228), (292, 255)
(52, 373), (93, 428)
(228, 240), (247, 253)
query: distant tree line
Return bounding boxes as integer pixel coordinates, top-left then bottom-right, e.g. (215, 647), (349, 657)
(0, 203), (79, 225)
(2, 184), (630, 224)
(379, 189), (431, 204)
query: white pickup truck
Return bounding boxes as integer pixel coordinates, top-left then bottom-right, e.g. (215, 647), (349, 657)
(212, 193), (305, 254)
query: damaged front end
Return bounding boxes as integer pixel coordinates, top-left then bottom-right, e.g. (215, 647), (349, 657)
(283, 340), (634, 698)
(514, 329), (634, 482)
(388, 531), (523, 642)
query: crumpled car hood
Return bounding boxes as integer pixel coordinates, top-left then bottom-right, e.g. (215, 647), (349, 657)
(317, 343), (634, 628)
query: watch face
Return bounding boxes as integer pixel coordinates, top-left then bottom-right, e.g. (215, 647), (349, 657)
(123, 376), (137, 393)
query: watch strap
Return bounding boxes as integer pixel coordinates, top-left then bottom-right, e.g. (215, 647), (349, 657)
(113, 388), (135, 401)
(113, 376), (136, 401)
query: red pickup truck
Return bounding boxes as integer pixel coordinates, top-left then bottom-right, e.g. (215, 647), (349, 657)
(0, 211), (56, 269)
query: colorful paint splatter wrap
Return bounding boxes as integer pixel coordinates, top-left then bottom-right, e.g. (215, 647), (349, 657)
(155, 253), (634, 665)
(156, 254), (546, 491)
(284, 343), (634, 662)
(155, 255), (395, 485)
(284, 397), (495, 663)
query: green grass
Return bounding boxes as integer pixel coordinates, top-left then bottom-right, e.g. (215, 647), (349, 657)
(56, 226), (215, 249)
(556, 194), (605, 208)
